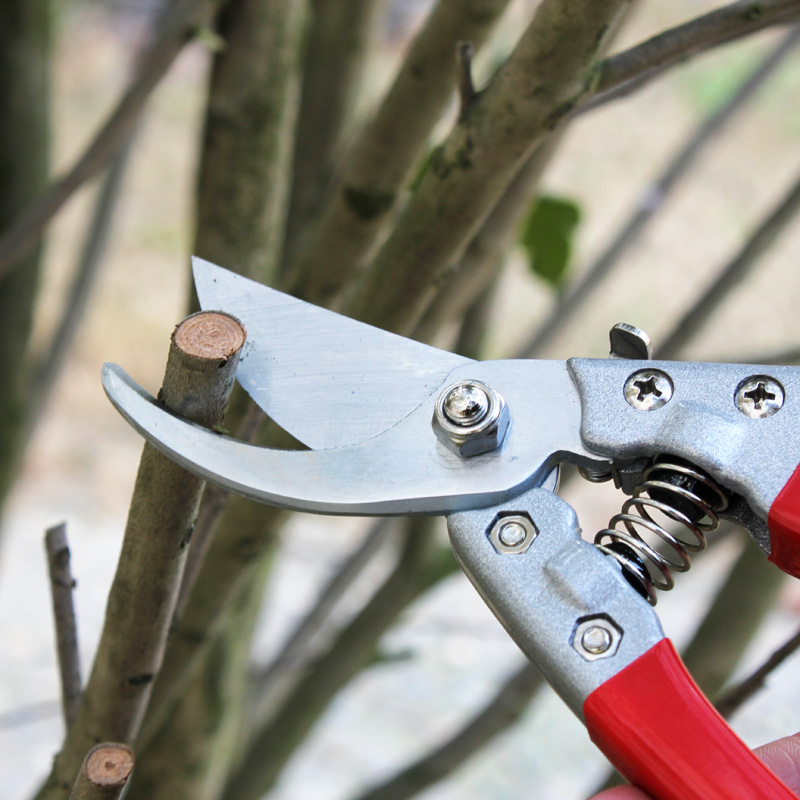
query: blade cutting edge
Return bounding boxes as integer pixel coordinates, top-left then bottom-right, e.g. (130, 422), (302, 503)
(192, 258), (470, 450)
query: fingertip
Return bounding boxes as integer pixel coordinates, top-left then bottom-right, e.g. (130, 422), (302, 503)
(755, 731), (800, 793)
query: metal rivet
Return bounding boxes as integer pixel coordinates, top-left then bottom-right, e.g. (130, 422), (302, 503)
(433, 380), (510, 457)
(442, 383), (490, 426)
(580, 625), (612, 655)
(572, 617), (622, 661)
(624, 369), (673, 411)
(735, 376), (784, 419)
(488, 514), (537, 554)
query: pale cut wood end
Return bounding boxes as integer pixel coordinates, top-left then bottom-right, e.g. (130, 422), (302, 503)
(85, 744), (134, 786)
(172, 311), (246, 361)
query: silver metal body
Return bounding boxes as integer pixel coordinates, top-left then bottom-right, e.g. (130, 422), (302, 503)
(102, 261), (800, 728)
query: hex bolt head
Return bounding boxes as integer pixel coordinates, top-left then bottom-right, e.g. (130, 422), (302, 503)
(735, 376), (785, 419)
(572, 616), (623, 661)
(488, 514), (537, 554)
(624, 369), (673, 411)
(433, 380), (510, 457)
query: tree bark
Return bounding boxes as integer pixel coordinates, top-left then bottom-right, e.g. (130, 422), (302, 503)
(0, 0), (50, 515)
(34, 312), (245, 800)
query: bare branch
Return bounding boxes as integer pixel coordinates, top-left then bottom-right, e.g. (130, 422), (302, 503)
(33, 312), (246, 800)
(252, 520), (391, 722)
(191, 0), (307, 290)
(351, 662), (543, 800)
(45, 523), (82, 732)
(593, 0), (800, 104)
(342, 0), (631, 335)
(0, 0), (227, 279)
(655, 168), (800, 359)
(282, 0), (382, 268)
(456, 41), (476, 114)
(69, 744), (133, 800)
(286, 0), (514, 305)
(515, 25), (800, 358)
(716, 624), (800, 718)
(220, 520), (439, 800)
(27, 137), (135, 440)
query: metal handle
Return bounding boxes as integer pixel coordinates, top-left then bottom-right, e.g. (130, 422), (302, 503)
(584, 639), (796, 800)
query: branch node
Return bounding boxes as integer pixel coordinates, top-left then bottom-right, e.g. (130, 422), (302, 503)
(456, 40), (476, 114)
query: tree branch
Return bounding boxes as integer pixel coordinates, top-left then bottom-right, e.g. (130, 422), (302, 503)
(33, 312), (245, 800)
(655, 167), (800, 359)
(251, 520), (391, 723)
(0, 0), (227, 279)
(716, 624), (800, 718)
(285, 0), (514, 305)
(516, 25), (800, 358)
(350, 662), (543, 800)
(68, 744), (133, 800)
(220, 519), (441, 800)
(593, 0), (800, 103)
(341, 0), (631, 335)
(190, 0), (307, 292)
(282, 0), (382, 269)
(45, 523), (82, 732)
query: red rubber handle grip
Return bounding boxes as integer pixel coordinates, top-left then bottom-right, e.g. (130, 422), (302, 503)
(768, 462), (800, 578)
(584, 639), (795, 800)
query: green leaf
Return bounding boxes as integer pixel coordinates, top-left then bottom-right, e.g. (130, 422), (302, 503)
(519, 194), (581, 287)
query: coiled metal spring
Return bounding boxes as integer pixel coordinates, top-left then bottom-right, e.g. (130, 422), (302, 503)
(594, 458), (729, 605)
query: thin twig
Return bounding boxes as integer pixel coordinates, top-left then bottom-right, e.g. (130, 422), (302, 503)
(716, 624), (800, 718)
(0, 0), (226, 279)
(593, 0), (800, 103)
(655, 168), (800, 359)
(27, 136), (136, 442)
(69, 744), (134, 800)
(516, 26), (800, 358)
(350, 662), (543, 800)
(456, 41), (476, 114)
(251, 520), (392, 723)
(45, 523), (82, 732)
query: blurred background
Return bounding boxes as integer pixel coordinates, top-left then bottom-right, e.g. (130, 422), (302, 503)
(2, 1), (800, 798)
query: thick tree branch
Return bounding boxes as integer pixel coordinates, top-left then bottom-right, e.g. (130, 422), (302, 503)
(190, 0), (306, 291)
(282, 0), (382, 269)
(68, 744), (133, 800)
(0, 0), (227, 279)
(45, 523), (82, 732)
(341, 0), (630, 335)
(33, 312), (245, 800)
(286, 0), (514, 305)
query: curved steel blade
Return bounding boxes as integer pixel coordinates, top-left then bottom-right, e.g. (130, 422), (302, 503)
(102, 361), (600, 515)
(192, 258), (470, 450)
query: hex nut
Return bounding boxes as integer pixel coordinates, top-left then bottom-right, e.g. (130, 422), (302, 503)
(432, 380), (510, 457)
(487, 513), (537, 554)
(572, 615), (623, 661)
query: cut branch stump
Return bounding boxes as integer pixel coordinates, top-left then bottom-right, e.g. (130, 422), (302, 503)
(35, 311), (245, 800)
(69, 744), (133, 800)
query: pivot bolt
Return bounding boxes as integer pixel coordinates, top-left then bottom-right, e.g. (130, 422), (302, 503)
(624, 369), (673, 411)
(572, 616), (622, 661)
(488, 514), (537, 554)
(433, 380), (509, 457)
(735, 376), (784, 419)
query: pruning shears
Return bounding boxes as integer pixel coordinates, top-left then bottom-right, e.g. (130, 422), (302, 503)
(102, 259), (800, 800)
